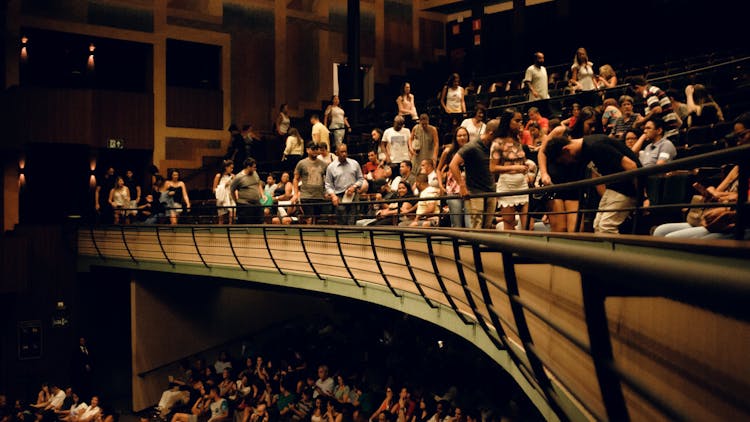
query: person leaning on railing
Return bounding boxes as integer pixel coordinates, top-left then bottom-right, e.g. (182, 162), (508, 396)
(543, 134), (642, 235)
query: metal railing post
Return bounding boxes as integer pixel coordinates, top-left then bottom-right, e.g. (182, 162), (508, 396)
(155, 226), (174, 266)
(580, 274), (629, 421)
(369, 230), (401, 297)
(226, 227), (246, 271)
(262, 227), (285, 276)
(335, 229), (361, 287)
(399, 232), (438, 309)
(191, 227), (210, 268)
(299, 228), (324, 280)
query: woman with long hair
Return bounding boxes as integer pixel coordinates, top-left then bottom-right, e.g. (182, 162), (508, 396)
(108, 176), (131, 224)
(538, 106), (597, 232)
(569, 47), (596, 91)
(459, 103), (486, 143)
(374, 180), (417, 226)
(212, 160), (236, 224)
(685, 83), (725, 127)
(596, 64), (618, 89)
(282, 128), (305, 173)
(396, 82), (418, 127)
(163, 169), (190, 225)
(440, 73), (466, 133)
(490, 109), (533, 230)
(276, 103), (290, 137)
(437, 126), (471, 227)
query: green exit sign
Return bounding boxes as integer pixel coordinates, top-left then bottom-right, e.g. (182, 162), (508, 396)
(107, 138), (125, 149)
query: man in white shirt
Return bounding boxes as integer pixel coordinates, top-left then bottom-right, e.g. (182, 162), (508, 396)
(382, 116), (411, 174)
(313, 365), (334, 398)
(38, 385), (67, 422)
(310, 114), (330, 150)
(523, 52), (549, 102)
(418, 159), (439, 190)
(76, 396), (101, 422)
(405, 174), (440, 227)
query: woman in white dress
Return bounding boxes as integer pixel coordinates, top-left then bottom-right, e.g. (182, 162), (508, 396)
(212, 160), (236, 224)
(108, 176), (131, 224)
(569, 47), (596, 92)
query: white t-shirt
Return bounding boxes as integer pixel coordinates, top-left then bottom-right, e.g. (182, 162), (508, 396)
(416, 186), (440, 216)
(327, 106), (346, 129)
(572, 61), (596, 91)
(445, 86), (464, 113)
(383, 127), (411, 164)
(50, 390), (67, 410)
(311, 122), (330, 149)
(78, 405), (101, 421)
(314, 377), (334, 398)
(523, 65), (549, 100)
(460, 118), (486, 143)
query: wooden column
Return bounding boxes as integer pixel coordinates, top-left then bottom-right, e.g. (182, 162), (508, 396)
(274, 0), (287, 115)
(152, 2), (167, 168)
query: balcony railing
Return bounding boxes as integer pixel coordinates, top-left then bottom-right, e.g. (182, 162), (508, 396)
(78, 143), (750, 421)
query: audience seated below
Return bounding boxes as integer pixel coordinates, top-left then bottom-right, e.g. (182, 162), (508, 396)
(140, 310), (515, 422)
(90, 50), (747, 239)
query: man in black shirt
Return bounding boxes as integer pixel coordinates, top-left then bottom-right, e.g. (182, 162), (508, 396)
(544, 134), (642, 234)
(449, 118), (499, 229)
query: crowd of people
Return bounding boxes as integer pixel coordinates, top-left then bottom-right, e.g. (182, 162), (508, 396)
(147, 301), (537, 422)
(92, 47), (746, 238)
(1, 301), (542, 422)
(0, 386), (106, 422)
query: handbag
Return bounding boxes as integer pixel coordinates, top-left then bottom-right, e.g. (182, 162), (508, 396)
(412, 126), (423, 151)
(702, 207), (736, 233)
(686, 195), (707, 227)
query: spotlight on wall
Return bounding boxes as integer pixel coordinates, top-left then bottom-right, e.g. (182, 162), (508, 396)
(89, 158), (97, 188)
(20, 36), (28, 62)
(18, 156), (26, 187)
(87, 43), (96, 71)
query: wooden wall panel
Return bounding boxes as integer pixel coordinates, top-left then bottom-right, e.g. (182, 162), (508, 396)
(92, 90), (154, 150)
(4, 87), (153, 149)
(166, 86), (222, 129)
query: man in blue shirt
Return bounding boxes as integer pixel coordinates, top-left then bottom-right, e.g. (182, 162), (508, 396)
(325, 144), (365, 225)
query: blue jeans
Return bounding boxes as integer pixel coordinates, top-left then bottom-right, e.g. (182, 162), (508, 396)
(446, 198), (466, 228)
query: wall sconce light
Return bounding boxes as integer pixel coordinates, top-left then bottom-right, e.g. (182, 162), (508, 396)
(87, 43), (96, 71)
(18, 157), (26, 187)
(20, 36), (28, 62)
(89, 158), (97, 189)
